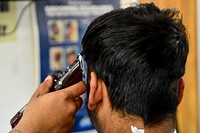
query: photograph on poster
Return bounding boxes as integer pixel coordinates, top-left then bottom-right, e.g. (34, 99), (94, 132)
(47, 20), (64, 43)
(64, 20), (79, 43)
(65, 46), (79, 66)
(49, 47), (64, 70)
(36, 0), (120, 131)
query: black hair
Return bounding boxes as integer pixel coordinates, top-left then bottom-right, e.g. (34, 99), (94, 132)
(82, 3), (189, 125)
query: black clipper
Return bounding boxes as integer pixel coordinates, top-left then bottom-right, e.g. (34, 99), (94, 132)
(10, 54), (86, 128)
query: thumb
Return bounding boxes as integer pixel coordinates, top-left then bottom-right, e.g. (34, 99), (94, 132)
(33, 76), (53, 98)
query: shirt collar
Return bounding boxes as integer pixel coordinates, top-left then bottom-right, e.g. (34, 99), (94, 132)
(131, 125), (177, 133)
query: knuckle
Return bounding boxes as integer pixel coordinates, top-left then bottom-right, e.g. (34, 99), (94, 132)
(43, 81), (51, 89)
(70, 104), (77, 112)
(39, 82), (48, 91)
(58, 90), (69, 99)
(79, 81), (86, 89)
(65, 90), (73, 100)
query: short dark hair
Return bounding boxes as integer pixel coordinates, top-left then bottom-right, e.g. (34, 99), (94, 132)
(82, 3), (189, 125)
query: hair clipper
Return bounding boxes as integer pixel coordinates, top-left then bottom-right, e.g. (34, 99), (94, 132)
(10, 54), (86, 128)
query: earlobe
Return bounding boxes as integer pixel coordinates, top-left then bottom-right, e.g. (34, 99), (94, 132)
(178, 77), (185, 105)
(88, 72), (103, 110)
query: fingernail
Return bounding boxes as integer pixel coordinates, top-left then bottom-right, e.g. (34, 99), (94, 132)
(44, 76), (51, 81)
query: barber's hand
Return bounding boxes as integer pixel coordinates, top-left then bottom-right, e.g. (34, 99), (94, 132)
(12, 76), (86, 133)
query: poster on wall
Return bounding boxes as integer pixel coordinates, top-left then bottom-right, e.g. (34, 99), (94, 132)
(35, 0), (120, 132)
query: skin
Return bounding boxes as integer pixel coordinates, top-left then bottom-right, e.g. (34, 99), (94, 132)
(87, 72), (185, 133)
(10, 76), (86, 133)
(10, 73), (184, 133)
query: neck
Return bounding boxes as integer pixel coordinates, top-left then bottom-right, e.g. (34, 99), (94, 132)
(100, 111), (175, 133)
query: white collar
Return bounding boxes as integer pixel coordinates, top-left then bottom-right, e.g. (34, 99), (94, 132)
(131, 126), (144, 133)
(131, 125), (177, 133)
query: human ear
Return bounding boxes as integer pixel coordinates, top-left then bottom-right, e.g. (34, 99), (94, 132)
(88, 72), (103, 110)
(178, 77), (185, 105)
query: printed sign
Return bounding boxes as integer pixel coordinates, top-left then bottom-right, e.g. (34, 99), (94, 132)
(35, 0), (119, 131)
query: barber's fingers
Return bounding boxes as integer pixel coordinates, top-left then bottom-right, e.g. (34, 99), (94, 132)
(33, 76), (53, 98)
(62, 81), (87, 99)
(74, 97), (84, 110)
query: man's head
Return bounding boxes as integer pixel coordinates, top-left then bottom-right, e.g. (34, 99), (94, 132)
(82, 3), (188, 131)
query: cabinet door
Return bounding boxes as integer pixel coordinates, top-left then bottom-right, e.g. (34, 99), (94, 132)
(139, 1), (198, 133)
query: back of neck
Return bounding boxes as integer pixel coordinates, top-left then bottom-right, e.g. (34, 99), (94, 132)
(104, 112), (175, 133)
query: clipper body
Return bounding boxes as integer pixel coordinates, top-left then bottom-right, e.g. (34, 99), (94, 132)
(10, 54), (86, 128)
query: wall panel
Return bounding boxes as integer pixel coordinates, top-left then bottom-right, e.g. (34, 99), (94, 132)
(139, 0), (198, 132)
